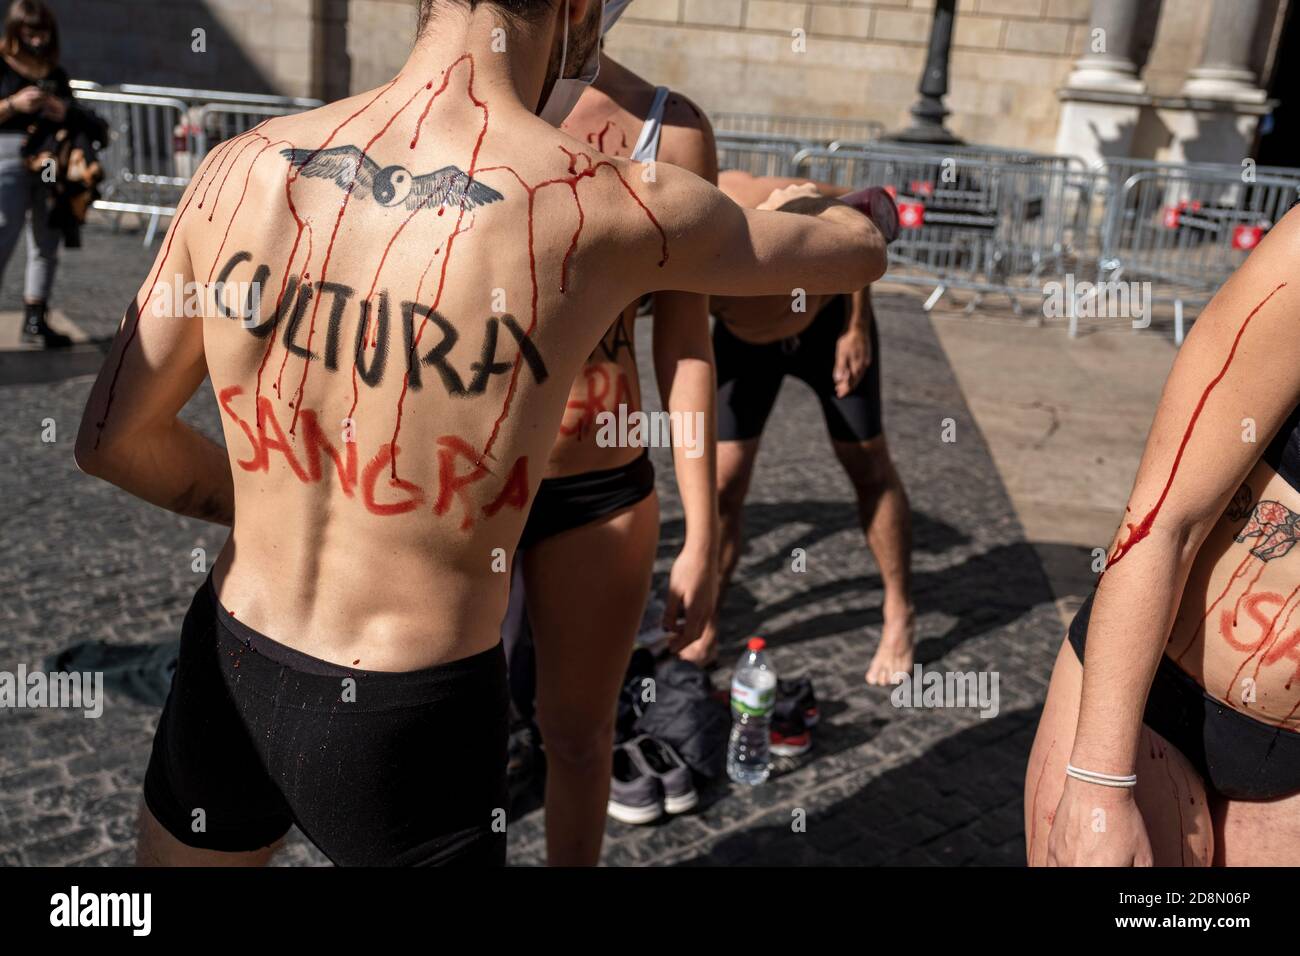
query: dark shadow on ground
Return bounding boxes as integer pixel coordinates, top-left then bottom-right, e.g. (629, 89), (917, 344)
(655, 506), (1056, 666)
(674, 705), (1042, 866)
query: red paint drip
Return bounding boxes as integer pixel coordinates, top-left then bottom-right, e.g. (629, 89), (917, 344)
(206, 133), (293, 284)
(255, 77), (402, 427)
(1104, 283), (1288, 571)
(470, 152), (669, 465)
(1173, 553), (1254, 664)
(587, 120), (628, 155)
(92, 126), (267, 447)
(390, 53), (490, 479)
(284, 81), (428, 435)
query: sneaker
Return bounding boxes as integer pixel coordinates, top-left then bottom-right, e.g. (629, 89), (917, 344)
(608, 741), (664, 824)
(778, 676), (819, 727)
(629, 735), (698, 814)
(770, 699), (813, 758)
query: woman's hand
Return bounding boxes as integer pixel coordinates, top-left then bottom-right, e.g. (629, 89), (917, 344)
(9, 85), (44, 114)
(1046, 777), (1153, 866)
(663, 541), (718, 655)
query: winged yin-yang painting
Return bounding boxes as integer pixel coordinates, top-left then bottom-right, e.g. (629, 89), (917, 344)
(280, 145), (505, 211)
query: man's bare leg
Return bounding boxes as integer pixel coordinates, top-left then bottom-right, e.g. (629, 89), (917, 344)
(830, 436), (915, 685)
(135, 804), (281, 867)
(1025, 640), (1214, 866)
(683, 439), (760, 667)
(524, 493), (659, 865)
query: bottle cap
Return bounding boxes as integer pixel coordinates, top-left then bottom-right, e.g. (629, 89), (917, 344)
(747, 637), (766, 651)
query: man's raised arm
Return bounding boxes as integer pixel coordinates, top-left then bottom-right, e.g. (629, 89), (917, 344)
(613, 161), (889, 302)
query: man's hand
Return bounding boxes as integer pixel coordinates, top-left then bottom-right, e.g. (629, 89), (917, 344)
(833, 327), (871, 398)
(663, 543), (718, 654)
(1046, 778), (1153, 867)
(757, 182), (820, 211)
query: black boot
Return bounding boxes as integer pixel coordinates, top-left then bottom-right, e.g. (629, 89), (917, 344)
(21, 302), (71, 349)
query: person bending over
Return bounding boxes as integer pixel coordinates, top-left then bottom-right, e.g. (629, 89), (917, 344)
(682, 169), (914, 688)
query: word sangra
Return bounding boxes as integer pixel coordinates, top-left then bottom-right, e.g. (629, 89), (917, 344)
(219, 387), (529, 529)
(0, 665), (102, 718)
(594, 404), (706, 459)
(49, 886), (151, 936)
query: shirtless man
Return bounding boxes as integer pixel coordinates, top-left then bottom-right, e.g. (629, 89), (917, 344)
(681, 170), (914, 687)
(507, 36), (720, 863)
(73, 0), (887, 866)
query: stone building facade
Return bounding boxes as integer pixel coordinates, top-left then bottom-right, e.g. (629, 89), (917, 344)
(48, 0), (1296, 166)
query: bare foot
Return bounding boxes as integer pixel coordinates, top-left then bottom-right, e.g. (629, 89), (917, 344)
(866, 608), (915, 686)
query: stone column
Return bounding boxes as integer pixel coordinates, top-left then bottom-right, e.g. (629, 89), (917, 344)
(1063, 0), (1151, 94)
(1180, 0), (1268, 103)
(1054, 0), (1163, 164)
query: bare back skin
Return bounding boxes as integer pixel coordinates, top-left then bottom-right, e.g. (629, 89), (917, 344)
(74, 9), (886, 677)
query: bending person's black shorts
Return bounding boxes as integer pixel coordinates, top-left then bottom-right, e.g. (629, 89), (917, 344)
(1068, 590), (1300, 801)
(714, 294), (882, 444)
(144, 577), (509, 865)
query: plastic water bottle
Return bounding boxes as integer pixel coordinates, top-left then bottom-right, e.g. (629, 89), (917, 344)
(727, 637), (776, 785)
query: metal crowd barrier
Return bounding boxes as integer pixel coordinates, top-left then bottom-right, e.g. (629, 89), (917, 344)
(1094, 168), (1299, 342)
(712, 110), (884, 143)
(194, 102), (302, 158)
(712, 131), (1300, 342)
(715, 136), (805, 177)
(70, 82), (321, 244)
(789, 145), (1095, 315)
(72, 89), (196, 245)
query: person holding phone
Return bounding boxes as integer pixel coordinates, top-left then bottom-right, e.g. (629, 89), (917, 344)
(0, 0), (71, 347)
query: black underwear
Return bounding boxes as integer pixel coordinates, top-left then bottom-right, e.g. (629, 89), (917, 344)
(518, 450), (655, 550)
(713, 294), (882, 444)
(1067, 590), (1300, 800)
(144, 578), (509, 865)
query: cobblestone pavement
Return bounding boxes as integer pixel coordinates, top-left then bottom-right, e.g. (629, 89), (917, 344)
(0, 223), (1060, 866)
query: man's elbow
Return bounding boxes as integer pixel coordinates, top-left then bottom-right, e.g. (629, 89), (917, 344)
(852, 221), (888, 287)
(74, 419), (120, 480)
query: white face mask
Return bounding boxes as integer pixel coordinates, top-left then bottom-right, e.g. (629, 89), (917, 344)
(602, 0), (633, 32)
(537, 0), (606, 127)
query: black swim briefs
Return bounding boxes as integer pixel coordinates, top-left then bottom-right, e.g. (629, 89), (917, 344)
(144, 577), (509, 865)
(1067, 590), (1300, 801)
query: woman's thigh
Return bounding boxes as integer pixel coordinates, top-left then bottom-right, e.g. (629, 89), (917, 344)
(1214, 788), (1300, 865)
(1026, 638), (1215, 866)
(524, 492), (659, 738)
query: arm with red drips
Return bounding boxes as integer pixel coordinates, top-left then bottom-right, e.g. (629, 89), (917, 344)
(1048, 213), (1300, 867)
